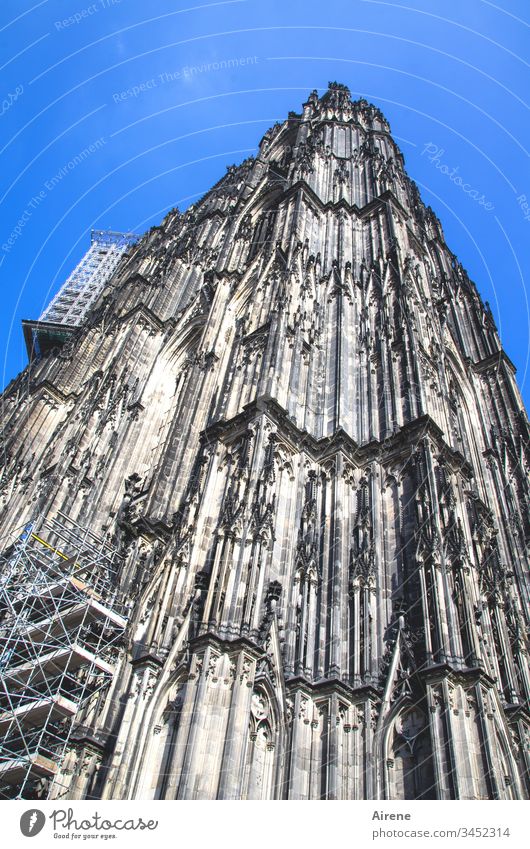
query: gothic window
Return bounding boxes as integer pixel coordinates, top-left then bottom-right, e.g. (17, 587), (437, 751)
(148, 688), (184, 799)
(445, 361), (481, 469)
(334, 127), (347, 157)
(387, 707), (435, 799)
(243, 688), (277, 800)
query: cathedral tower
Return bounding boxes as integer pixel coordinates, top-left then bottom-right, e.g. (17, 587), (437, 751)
(1, 83), (529, 800)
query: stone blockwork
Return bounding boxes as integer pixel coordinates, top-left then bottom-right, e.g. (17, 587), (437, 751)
(1, 83), (529, 800)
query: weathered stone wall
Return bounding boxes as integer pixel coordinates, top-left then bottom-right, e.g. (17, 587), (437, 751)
(1, 83), (528, 800)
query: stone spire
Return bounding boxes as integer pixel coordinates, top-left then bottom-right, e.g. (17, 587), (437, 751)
(0, 84), (529, 800)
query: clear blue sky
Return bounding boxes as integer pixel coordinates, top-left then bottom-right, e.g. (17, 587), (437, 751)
(1, 0), (529, 406)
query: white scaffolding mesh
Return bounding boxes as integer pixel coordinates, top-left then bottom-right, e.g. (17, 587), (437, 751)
(40, 230), (137, 327)
(0, 512), (128, 800)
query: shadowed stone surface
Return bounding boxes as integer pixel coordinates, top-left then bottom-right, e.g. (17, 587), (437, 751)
(1, 83), (529, 800)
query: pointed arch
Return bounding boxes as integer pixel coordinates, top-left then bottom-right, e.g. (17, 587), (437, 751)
(443, 348), (485, 474)
(381, 697), (435, 800)
(242, 681), (279, 800)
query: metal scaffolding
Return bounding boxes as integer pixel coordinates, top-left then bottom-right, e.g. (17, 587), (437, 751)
(40, 230), (138, 326)
(23, 230), (138, 361)
(0, 512), (127, 800)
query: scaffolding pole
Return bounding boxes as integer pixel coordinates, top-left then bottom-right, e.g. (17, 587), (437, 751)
(39, 230), (138, 327)
(0, 512), (128, 800)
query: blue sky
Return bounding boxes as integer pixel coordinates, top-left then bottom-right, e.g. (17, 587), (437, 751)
(1, 0), (529, 406)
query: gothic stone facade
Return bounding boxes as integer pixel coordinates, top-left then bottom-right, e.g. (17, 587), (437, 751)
(1, 83), (529, 800)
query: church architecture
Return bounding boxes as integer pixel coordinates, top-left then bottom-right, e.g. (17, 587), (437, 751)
(0, 83), (529, 800)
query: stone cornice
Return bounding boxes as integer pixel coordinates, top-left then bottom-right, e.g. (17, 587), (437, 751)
(472, 349), (517, 376)
(189, 630), (263, 658)
(285, 674), (380, 703)
(69, 727), (109, 754)
(201, 397), (470, 473)
(281, 181), (409, 221)
(29, 378), (78, 405)
(113, 302), (168, 333)
(419, 662), (498, 689)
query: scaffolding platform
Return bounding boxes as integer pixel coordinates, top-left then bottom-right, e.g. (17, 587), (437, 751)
(0, 695), (77, 734)
(0, 753), (57, 786)
(5, 644), (116, 686)
(0, 511), (128, 799)
(22, 230), (138, 361)
(16, 599), (127, 646)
